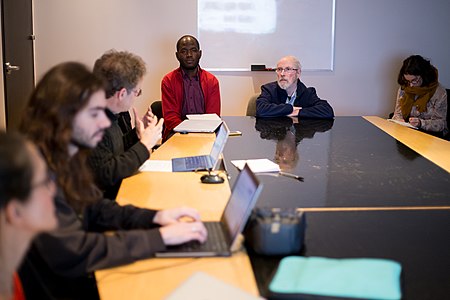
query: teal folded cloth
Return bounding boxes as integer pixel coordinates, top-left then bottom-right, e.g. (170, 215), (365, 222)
(269, 256), (402, 300)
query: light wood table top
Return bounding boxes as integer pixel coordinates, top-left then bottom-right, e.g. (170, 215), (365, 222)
(364, 116), (450, 172)
(96, 133), (259, 299)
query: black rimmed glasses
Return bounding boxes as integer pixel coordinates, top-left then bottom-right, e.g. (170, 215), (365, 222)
(275, 67), (298, 74)
(132, 88), (142, 97)
(403, 75), (422, 86)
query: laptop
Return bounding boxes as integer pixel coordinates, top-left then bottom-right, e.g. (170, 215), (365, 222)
(173, 119), (223, 133)
(172, 122), (230, 172)
(155, 164), (263, 257)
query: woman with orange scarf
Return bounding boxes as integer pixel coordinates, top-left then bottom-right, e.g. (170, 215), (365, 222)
(391, 55), (447, 136)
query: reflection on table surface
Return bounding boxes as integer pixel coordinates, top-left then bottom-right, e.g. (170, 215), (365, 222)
(223, 116), (450, 209)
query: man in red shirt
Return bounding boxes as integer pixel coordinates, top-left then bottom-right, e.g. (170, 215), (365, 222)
(161, 35), (221, 140)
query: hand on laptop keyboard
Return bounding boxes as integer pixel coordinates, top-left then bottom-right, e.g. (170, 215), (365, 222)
(159, 221), (208, 245)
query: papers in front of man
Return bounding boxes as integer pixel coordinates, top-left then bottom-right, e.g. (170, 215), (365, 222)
(139, 160), (172, 172)
(186, 113), (221, 121)
(387, 118), (418, 129)
(231, 158), (280, 173)
(165, 272), (264, 300)
(174, 113), (222, 133)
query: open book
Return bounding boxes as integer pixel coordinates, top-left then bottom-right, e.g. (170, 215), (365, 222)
(387, 119), (418, 129)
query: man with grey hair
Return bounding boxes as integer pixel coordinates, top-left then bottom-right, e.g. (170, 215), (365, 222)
(88, 50), (163, 199)
(256, 55), (334, 118)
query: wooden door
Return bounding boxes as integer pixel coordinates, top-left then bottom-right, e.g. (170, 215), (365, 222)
(1, 0), (34, 130)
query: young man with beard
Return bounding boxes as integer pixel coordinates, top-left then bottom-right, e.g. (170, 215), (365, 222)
(18, 62), (207, 300)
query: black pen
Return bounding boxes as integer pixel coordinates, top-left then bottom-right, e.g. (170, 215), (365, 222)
(279, 171), (304, 182)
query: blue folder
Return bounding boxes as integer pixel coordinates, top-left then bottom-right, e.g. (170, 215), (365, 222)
(269, 256), (402, 300)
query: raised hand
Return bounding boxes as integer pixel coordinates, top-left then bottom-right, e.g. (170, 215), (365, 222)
(133, 107), (163, 151)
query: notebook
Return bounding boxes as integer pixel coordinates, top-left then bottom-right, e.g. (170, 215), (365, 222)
(172, 122), (230, 172)
(155, 164), (263, 257)
(173, 119), (223, 133)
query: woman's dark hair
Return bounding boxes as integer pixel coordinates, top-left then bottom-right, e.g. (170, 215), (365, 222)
(0, 131), (33, 209)
(397, 55), (437, 87)
(19, 62), (104, 212)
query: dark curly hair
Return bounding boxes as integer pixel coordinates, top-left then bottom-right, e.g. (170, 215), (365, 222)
(397, 55), (437, 87)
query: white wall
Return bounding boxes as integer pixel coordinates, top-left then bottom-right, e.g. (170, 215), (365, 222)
(33, 0), (450, 118)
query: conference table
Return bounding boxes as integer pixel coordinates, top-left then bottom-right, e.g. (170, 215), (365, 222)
(96, 116), (450, 300)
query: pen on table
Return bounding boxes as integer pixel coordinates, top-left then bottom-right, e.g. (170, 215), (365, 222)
(279, 171), (304, 182)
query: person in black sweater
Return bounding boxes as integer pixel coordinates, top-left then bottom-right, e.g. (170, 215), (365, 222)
(88, 50), (163, 200)
(18, 62), (207, 300)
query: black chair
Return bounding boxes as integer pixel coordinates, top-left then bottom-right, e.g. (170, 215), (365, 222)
(149, 100), (164, 147)
(246, 94), (258, 116)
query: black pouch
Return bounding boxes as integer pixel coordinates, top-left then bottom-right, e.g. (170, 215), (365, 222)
(244, 207), (306, 256)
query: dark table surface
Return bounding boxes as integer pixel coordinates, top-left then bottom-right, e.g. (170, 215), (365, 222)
(223, 116), (450, 209)
(221, 116), (450, 300)
(249, 210), (450, 300)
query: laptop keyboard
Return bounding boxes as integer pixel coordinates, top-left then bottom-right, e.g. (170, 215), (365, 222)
(185, 156), (210, 170)
(174, 222), (229, 253)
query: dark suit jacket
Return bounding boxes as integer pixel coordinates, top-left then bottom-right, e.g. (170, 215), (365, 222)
(255, 80), (334, 118)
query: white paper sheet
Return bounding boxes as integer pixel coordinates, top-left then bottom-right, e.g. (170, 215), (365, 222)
(231, 159), (280, 173)
(139, 160), (172, 172)
(387, 119), (418, 129)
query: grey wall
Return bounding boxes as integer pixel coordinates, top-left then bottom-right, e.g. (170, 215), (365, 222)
(26, 0), (450, 118)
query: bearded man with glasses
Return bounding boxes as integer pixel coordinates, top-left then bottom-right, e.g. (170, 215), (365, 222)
(256, 55), (334, 119)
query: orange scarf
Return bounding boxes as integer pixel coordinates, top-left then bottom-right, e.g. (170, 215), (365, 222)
(400, 82), (438, 119)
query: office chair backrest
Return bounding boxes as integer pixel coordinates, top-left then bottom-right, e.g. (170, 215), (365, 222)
(246, 94), (258, 116)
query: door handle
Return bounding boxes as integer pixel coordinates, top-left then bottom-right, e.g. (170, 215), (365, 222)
(5, 62), (20, 75)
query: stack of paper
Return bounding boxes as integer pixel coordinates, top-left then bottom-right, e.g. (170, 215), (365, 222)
(174, 114), (222, 133)
(186, 113), (221, 121)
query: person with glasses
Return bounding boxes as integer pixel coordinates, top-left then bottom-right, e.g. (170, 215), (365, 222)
(256, 55), (334, 118)
(18, 62), (207, 299)
(161, 35), (221, 141)
(0, 131), (57, 300)
(391, 55), (447, 136)
(88, 50), (164, 199)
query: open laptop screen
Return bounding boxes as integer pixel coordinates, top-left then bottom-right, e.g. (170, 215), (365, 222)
(209, 122), (230, 170)
(221, 164), (262, 243)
